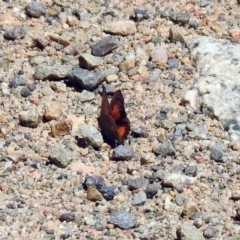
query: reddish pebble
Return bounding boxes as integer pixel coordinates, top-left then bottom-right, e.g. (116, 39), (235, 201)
(195, 155), (205, 163)
(30, 170), (40, 179)
(43, 209), (52, 217)
(29, 97), (41, 105)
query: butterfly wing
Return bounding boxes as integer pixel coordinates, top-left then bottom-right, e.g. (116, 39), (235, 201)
(116, 118), (130, 140)
(110, 90), (127, 121)
(110, 90), (130, 140)
(98, 86), (121, 147)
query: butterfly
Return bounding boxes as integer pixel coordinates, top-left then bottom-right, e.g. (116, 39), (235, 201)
(98, 85), (130, 147)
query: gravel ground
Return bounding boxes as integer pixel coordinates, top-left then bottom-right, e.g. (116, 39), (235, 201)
(1, 0), (240, 239)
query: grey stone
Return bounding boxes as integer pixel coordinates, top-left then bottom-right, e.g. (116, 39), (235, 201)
(184, 37), (240, 140)
(109, 212), (137, 229)
(4, 26), (26, 41)
(167, 58), (179, 69)
(171, 124), (184, 141)
(10, 75), (27, 88)
(153, 140), (175, 156)
(132, 191), (147, 205)
(161, 7), (176, 20)
(160, 120), (176, 130)
(80, 124), (103, 148)
(92, 36), (118, 57)
(210, 143), (223, 162)
(163, 173), (197, 187)
(200, 0), (210, 7)
(73, 10), (88, 21)
(35, 65), (72, 80)
(112, 145), (133, 160)
(79, 53), (103, 70)
(68, 67), (104, 91)
(25, 1), (46, 18)
(27, 83), (37, 92)
(19, 113), (42, 128)
(175, 193), (188, 206)
(203, 226), (218, 239)
(78, 90), (95, 102)
(177, 224), (205, 240)
(128, 177), (149, 190)
(48, 146), (74, 168)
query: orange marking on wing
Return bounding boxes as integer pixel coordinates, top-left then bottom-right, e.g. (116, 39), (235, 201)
(111, 105), (121, 121)
(117, 125), (128, 138)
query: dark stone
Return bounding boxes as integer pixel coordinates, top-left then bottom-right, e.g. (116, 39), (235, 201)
(149, 176), (159, 183)
(92, 36), (118, 56)
(111, 145), (133, 161)
(128, 177), (149, 190)
(83, 175), (106, 190)
(46, 17), (61, 25)
(132, 9), (150, 21)
(189, 212), (201, 220)
(4, 26), (26, 40)
(60, 233), (69, 239)
(185, 165), (197, 177)
(144, 187), (158, 198)
(176, 13), (190, 25)
(59, 212), (75, 222)
(19, 114), (41, 128)
(99, 185), (117, 201)
(167, 58), (179, 69)
(76, 137), (88, 148)
(21, 87), (31, 97)
(10, 75), (27, 88)
(224, 119), (240, 131)
(68, 67), (104, 91)
(109, 212), (137, 229)
(203, 226), (218, 239)
(131, 127), (149, 138)
(25, 1), (46, 18)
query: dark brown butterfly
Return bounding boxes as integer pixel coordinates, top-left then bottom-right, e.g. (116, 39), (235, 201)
(98, 85), (130, 147)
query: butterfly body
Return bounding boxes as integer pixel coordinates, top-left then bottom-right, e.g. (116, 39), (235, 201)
(98, 86), (130, 147)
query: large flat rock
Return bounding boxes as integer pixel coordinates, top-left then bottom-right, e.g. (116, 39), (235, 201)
(183, 36), (240, 140)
